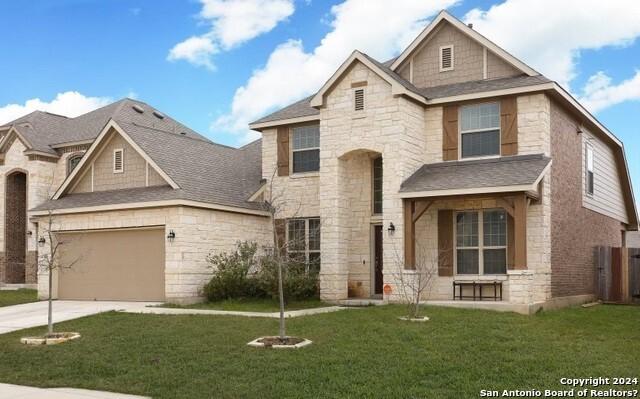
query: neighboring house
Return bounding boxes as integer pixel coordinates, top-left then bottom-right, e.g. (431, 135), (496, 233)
(0, 11), (636, 312)
(629, 231), (640, 248)
(0, 99), (270, 302)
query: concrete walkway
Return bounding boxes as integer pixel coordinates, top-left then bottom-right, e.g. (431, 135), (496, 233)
(0, 383), (149, 398)
(0, 301), (160, 335)
(125, 305), (350, 318)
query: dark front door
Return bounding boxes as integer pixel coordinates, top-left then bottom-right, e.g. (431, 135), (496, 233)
(374, 225), (383, 295)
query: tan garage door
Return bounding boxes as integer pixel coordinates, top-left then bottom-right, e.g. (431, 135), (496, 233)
(57, 228), (165, 301)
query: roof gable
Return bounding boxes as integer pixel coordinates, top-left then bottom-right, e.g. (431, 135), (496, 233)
(390, 10), (537, 76)
(310, 51), (426, 108)
(54, 120), (178, 200)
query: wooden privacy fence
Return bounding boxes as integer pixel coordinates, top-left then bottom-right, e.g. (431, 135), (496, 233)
(597, 246), (640, 304)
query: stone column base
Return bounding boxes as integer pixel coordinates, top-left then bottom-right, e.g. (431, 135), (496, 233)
(507, 269), (535, 304)
(320, 272), (349, 302)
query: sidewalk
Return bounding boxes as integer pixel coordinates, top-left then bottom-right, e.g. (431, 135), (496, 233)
(0, 383), (149, 398)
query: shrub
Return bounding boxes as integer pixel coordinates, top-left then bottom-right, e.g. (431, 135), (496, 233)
(203, 241), (261, 301)
(256, 255), (319, 301)
(203, 241), (319, 302)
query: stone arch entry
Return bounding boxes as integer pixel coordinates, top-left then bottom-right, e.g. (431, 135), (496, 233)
(5, 171), (27, 283)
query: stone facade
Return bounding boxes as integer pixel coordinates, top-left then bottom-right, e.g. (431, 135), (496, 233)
(549, 101), (623, 298)
(0, 138), (57, 285)
(36, 205), (272, 302)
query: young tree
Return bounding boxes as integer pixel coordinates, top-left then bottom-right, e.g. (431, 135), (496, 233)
(37, 209), (81, 335)
(391, 242), (441, 320)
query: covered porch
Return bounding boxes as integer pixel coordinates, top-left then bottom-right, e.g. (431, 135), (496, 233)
(396, 154), (552, 305)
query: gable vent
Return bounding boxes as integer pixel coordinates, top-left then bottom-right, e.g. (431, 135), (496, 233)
(132, 104), (144, 114)
(354, 88), (365, 111)
(153, 110), (165, 119)
(113, 149), (124, 173)
(440, 45), (454, 71)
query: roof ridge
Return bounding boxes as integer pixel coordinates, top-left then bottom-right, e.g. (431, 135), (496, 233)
(122, 121), (238, 150)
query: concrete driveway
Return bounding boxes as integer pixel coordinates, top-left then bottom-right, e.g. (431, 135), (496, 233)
(0, 300), (159, 334)
(0, 383), (149, 398)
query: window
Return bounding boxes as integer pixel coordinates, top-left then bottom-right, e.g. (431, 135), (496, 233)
(460, 102), (500, 158)
(67, 154), (83, 175)
(354, 88), (365, 111)
(287, 218), (321, 273)
(372, 156), (383, 215)
(586, 144), (594, 196)
(292, 125), (320, 173)
(113, 149), (124, 173)
(455, 209), (507, 275)
(440, 45), (454, 71)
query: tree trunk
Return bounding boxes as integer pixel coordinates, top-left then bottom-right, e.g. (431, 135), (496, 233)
(277, 260), (285, 339)
(48, 267), (53, 335)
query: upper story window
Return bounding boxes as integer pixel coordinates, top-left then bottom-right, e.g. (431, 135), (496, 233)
(456, 209), (507, 275)
(67, 154), (83, 176)
(586, 144), (594, 196)
(440, 45), (454, 71)
(292, 125), (319, 174)
(372, 156), (383, 215)
(354, 88), (365, 111)
(113, 149), (124, 174)
(460, 102), (500, 158)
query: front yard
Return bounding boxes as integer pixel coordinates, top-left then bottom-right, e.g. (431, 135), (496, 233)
(0, 289), (38, 307)
(157, 297), (329, 312)
(0, 305), (638, 398)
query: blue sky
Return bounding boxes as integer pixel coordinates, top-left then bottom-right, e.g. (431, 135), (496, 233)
(0, 0), (638, 202)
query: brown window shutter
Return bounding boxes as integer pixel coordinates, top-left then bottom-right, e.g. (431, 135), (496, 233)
(275, 218), (286, 255)
(437, 209), (454, 276)
(276, 127), (289, 176)
(500, 97), (518, 156)
(442, 105), (458, 161)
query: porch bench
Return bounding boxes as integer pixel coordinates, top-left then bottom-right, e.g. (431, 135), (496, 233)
(453, 280), (503, 301)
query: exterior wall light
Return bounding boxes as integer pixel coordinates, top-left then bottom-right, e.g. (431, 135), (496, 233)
(27, 231), (33, 236)
(167, 230), (176, 242)
(388, 222), (395, 234)
(38, 237), (46, 246)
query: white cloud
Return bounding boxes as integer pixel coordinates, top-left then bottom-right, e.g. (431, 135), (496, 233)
(215, 0), (458, 141)
(168, 36), (218, 70)
(579, 70), (640, 113)
(463, 0), (640, 87)
(0, 92), (111, 125)
(168, 0), (294, 69)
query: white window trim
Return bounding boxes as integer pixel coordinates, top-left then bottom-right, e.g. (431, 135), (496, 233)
(113, 148), (124, 174)
(286, 217), (321, 272)
(290, 126), (320, 175)
(585, 143), (595, 197)
(454, 209), (508, 276)
(353, 87), (365, 113)
(439, 44), (454, 72)
(458, 101), (502, 160)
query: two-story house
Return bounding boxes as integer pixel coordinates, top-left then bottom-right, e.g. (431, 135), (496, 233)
(249, 11), (637, 312)
(1, 11), (636, 313)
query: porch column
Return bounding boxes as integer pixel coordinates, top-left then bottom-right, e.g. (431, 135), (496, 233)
(513, 193), (528, 269)
(403, 199), (415, 269)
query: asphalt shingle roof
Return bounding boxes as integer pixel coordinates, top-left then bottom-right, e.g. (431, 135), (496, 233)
(1, 98), (211, 154)
(250, 55), (551, 127)
(400, 154), (551, 194)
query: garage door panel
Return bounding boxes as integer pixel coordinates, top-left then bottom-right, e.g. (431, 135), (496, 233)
(57, 228), (165, 301)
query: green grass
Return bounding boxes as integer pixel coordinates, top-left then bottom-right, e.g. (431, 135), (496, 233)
(0, 305), (638, 398)
(0, 289), (38, 307)
(156, 297), (329, 312)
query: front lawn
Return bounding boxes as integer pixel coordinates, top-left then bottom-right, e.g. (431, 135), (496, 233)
(0, 305), (638, 398)
(0, 289), (38, 307)
(156, 297), (329, 312)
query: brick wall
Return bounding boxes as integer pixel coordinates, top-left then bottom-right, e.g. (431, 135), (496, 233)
(550, 101), (622, 297)
(5, 171), (27, 283)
